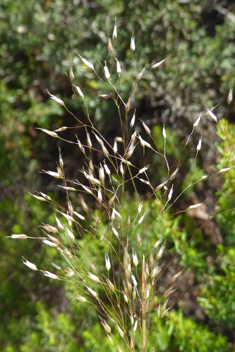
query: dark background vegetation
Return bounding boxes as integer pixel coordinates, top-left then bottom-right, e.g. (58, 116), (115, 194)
(1, 0), (235, 350)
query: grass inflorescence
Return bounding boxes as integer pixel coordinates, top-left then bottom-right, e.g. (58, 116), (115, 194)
(10, 23), (234, 352)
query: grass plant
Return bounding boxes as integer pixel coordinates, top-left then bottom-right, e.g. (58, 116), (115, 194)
(9, 25), (234, 351)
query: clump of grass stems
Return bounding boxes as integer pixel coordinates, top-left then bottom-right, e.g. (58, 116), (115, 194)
(9, 24), (234, 352)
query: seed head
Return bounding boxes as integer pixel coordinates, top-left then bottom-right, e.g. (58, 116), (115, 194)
(73, 84), (84, 99)
(130, 36), (135, 53)
(47, 90), (64, 106)
(77, 137), (85, 153)
(37, 128), (58, 138)
(163, 286), (176, 297)
(162, 126), (166, 139)
(219, 167), (232, 173)
(150, 265), (161, 279)
(113, 141), (118, 153)
(137, 233), (142, 247)
(100, 318), (111, 334)
(123, 293), (129, 302)
(97, 188), (102, 203)
(126, 142), (136, 159)
(74, 211), (85, 220)
(42, 239), (58, 247)
(134, 320), (138, 331)
(103, 162), (111, 175)
(88, 272), (100, 283)
(86, 285), (98, 297)
(153, 238), (162, 249)
(112, 227), (119, 238)
(104, 62), (111, 79)
(138, 135), (152, 149)
(11, 234), (28, 239)
(55, 216), (64, 229)
(139, 165), (150, 174)
(100, 94), (110, 99)
(141, 119), (151, 135)
(193, 114), (201, 128)
(130, 110), (136, 128)
(131, 274), (137, 286)
(107, 334), (113, 345)
(32, 195), (46, 201)
(101, 144), (109, 157)
(99, 165), (105, 183)
(86, 131), (92, 148)
(106, 278), (115, 291)
(169, 168), (179, 181)
(105, 253), (111, 271)
(41, 224), (58, 233)
(155, 181), (167, 192)
(151, 58), (166, 70)
(136, 68), (146, 82)
(227, 88), (233, 105)
(42, 170), (63, 179)
(196, 137), (202, 151)
(115, 57), (121, 75)
(66, 228), (75, 240)
(157, 245), (165, 260)
(42, 270), (58, 279)
(78, 55), (94, 70)
(125, 98), (131, 113)
(88, 159), (94, 173)
(167, 186), (173, 202)
(117, 325), (124, 338)
(149, 252), (154, 268)
(47, 235), (60, 245)
(80, 196), (88, 212)
(108, 38), (113, 54)
(76, 295), (87, 302)
(138, 213), (145, 224)
(170, 271), (182, 282)
(40, 192), (51, 201)
(69, 67), (74, 82)
(112, 23), (117, 41)
(54, 126), (68, 132)
(132, 251), (139, 267)
(205, 106), (218, 122)
(23, 258), (37, 271)
(120, 163), (124, 176)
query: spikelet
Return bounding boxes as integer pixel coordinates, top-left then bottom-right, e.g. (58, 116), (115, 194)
(78, 55), (94, 70)
(47, 90), (64, 105)
(130, 36), (135, 53)
(108, 38), (113, 54)
(22, 258), (37, 270)
(136, 68), (146, 82)
(115, 58), (121, 75)
(130, 110), (136, 128)
(37, 128), (58, 138)
(205, 106), (218, 122)
(69, 67), (74, 82)
(73, 84), (84, 99)
(227, 88), (233, 104)
(42, 271), (58, 279)
(112, 22), (117, 41)
(11, 234), (28, 239)
(105, 253), (111, 271)
(104, 62), (111, 79)
(151, 58), (166, 70)
(196, 137), (202, 151)
(141, 119), (151, 135)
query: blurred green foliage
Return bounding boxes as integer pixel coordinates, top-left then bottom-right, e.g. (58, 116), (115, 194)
(198, 120), (235, 336)
(1, 0), (235, 351)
